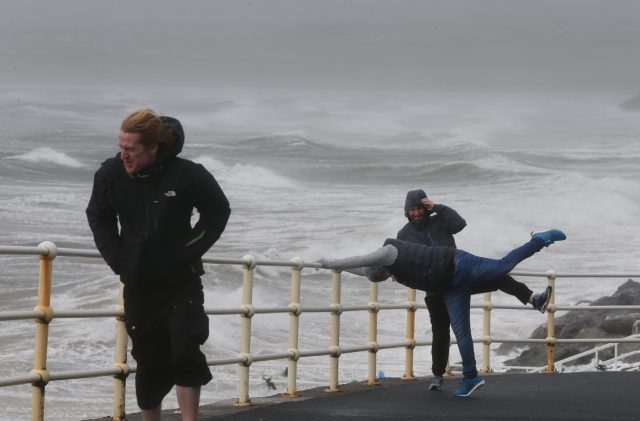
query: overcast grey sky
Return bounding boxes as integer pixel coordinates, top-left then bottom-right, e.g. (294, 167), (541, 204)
(1, 0), (639, 92)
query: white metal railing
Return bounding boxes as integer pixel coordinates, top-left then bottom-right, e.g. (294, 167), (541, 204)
(504, 335), (640, 373)
(1, 242), (639, 420)
(554, 334), (640, 371)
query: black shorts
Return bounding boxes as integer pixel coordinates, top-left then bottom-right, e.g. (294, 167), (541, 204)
(125, 288), (212, 409)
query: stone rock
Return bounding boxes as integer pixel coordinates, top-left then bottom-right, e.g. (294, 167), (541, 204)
(619, 94), (640, 112)
(600, 316), (640, 336)
(497, 279), (640, 370)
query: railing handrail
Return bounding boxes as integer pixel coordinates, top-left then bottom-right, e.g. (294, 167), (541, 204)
(510, 271), (640, 278)
(1, 242), (639, 420)
(495, 334), (640, 373)
(2, 245), (638, 276)
(555, 334), (640, 364)
(3, 302), (640, 323)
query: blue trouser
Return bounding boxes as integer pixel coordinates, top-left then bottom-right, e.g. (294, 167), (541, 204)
(443, 238), (545, 378)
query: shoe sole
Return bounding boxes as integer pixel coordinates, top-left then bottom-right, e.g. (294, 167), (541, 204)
(453, 379), (485, 397)
(428, 385), (442, 391)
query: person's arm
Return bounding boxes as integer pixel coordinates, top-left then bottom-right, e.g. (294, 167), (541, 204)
(341, 267), (369, 277)
(426, 199), (466, 234)
(86, 171), (121, 274)
(318, 244), (398, 270)
(181, 164), (231, 263)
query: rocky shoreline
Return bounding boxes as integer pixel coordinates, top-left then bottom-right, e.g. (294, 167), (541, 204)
(498, 279), (640, 370)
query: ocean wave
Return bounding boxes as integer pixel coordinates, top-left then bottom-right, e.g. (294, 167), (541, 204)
(233, 134), (336, 155)
(233, 131), (489, 157)
(194, 155), (298, 190)
(398, 161), (529, 183)
(511, 149), (638, 168)
(320, 158), (538, 186)
(382, 130), (489, 150)
(5, 147), (83, 168)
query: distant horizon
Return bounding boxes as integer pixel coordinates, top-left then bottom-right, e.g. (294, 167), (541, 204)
(1, 80), (638, 99)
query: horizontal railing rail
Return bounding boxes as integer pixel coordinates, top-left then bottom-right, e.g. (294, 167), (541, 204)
(498, 334), (640, 373)
(0, 242), (639, 421)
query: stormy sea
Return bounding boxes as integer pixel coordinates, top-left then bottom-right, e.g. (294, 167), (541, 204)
(1, 86), (639, 420)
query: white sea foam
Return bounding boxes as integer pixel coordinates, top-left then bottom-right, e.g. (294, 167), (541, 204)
(6, 147), (83, 168)
(194, 155), (298, 190)
(192, 156), (227, 172)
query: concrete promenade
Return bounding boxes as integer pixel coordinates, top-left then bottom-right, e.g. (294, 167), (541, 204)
(103, 371), (638, 420)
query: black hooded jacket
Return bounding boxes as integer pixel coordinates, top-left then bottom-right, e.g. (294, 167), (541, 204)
(397, 189), (466, 248)
(383, 238), (456, 292)
(86, 116), (231, 290)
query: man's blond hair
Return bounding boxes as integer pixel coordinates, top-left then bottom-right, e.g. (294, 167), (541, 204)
(120, 108), (175, 150)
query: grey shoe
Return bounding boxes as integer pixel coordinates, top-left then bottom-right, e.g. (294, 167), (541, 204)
(532, 286), (552, 313)
(428, 376), (443, 391)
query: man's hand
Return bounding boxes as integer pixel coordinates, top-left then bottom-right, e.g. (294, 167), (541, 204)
(421, 197), (435, 211)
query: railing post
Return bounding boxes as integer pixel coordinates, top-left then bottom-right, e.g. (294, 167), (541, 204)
(112, 281), (129, 421)
(367, 282), (380, 385)
(481, 292), (493, 373)
(31, 241), (56, 421)
(545, 270), (557, 373)
(283, 258), (303, 397)
(327, 269), (342, 392)
(402, 288), (417, 380)
(237, 255), (256, 406)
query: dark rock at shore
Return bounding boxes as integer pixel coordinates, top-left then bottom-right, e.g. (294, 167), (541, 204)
(619, 94), (640, 112)
(497, 279), (640, 370)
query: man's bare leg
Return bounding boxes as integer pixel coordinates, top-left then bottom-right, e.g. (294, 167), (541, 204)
(177, 385), (201, 421)
(141, 405), (161, 421)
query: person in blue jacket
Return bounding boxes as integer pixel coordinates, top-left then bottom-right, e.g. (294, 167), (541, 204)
(319, 228), (565, 397)
(397, 190), (550, 391)
(87, 109), (231, 420)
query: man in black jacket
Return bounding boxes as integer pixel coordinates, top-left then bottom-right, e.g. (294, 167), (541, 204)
(397, 189), (550, 391)
(86, 109), (231, 421)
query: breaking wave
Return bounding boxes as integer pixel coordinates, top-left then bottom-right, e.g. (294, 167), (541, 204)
(5, 147), (83, 168)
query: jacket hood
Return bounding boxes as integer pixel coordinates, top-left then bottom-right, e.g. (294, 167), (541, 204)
(158, 115), (184, 160)
(404, 189), (431, 225)
(404, 189), (427, 217)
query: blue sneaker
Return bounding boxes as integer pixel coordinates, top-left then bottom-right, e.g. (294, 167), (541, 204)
(453, 376), (485, 397)
(531, 229), (566, 247)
